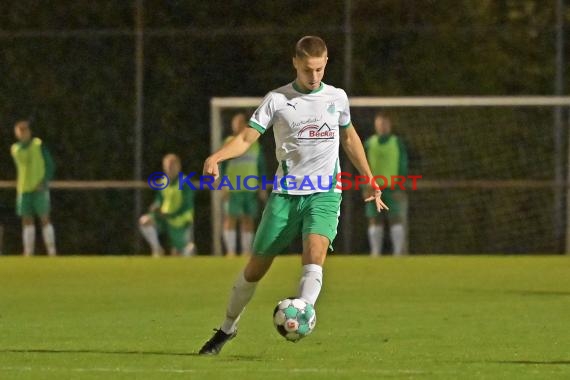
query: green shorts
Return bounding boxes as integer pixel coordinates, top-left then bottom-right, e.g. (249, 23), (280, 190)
(17, 190), (51, 217)
(252, 192), (342, 256)
(225, 191), (258, 217)
(365, 190), (406, 220)
(151, 213), (193, 251)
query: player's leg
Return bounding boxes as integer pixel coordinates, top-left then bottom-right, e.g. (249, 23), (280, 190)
(199, 193), (301, 355)
(36, 190), (56, 256)
(239, 192), (258, 256)
(366, 201), (383, 256)
(388, 191), (407, 256)
(17, 192), (35, 256)
(139, 213), (164, 257)
(299, 192), (342, 305)
(182, 224), (196, 257)
(21, 217), (35, 256)
(298, 234), (328, 305)
(239, 215), (254, 256)
(223, 216), (237, 257)
(223, 193), (238, 257)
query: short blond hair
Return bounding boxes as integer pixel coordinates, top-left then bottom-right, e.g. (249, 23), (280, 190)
(294, 36), (327, 58)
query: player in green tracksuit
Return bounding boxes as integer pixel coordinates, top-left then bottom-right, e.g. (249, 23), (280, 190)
(220, 113), (267, 257)
(364, 111), (408, 256)
(139, 154), (196, 257)
(11, 119), (57, 256)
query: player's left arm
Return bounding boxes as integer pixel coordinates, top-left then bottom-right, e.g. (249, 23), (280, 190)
(340, 125), (388, 211)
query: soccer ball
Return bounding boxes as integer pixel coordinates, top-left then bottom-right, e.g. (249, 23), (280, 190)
(273, 297), (316, 342)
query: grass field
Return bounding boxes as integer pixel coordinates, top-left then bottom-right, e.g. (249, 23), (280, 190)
(0, 256), (569, 380)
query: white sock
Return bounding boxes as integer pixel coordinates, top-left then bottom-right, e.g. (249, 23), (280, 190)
(223, 229), (237, 255)
(368, 225), (383, 256)
(220, 271), (258, 334)
(23, 225), (35, 256)
(140, 224), (162, 252)
(297, 264), (323, 306)
(391, 224), (405, 256)
(42, 224), (56, 256)
(240, 231), (253, 255)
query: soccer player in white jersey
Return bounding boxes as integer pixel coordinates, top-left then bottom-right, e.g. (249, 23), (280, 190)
(199, 36), (387, 355)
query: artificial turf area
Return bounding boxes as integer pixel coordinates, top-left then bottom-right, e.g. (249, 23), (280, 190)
(0, 256), (569, 379)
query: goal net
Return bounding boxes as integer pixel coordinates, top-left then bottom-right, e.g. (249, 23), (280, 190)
(210, 96), (570, 255)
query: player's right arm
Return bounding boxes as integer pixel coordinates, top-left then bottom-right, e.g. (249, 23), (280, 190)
(203, 127), (261, 179)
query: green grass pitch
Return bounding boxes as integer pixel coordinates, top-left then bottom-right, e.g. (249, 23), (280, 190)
(0, 256), (569, 379)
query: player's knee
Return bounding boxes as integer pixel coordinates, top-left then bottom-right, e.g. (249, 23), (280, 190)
(241, 217), (254, 231)
(22, 217), (34, 226)
(243, 257), (273, 282)
(139, 214), (152, 226)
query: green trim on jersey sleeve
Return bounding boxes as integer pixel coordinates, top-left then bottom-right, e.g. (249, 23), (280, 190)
(248, 121), (266, 134)
(340, 121), (352, 129)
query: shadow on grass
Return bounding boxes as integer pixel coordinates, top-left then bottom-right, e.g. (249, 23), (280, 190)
(494, 360), (570, 365)
(501, 290), (570, 297)
(0, 348), (261, 360)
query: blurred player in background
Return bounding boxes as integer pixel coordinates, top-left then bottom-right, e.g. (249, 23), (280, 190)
(139, 153), (196, 257)
(364, 111), (408, 256)
(11, 119), (57, 256)
(199, 36), (387, 355)
(221, 112), (267, 257)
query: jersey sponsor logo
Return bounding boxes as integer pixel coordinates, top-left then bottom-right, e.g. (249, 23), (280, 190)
(297, 123), (335, 140)
(286, 101), (298, 110)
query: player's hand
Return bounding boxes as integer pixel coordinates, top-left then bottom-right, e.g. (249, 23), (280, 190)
(365, 189), (389, 212)
(203, 156), (220, 180)
(362, 186), (374, 201)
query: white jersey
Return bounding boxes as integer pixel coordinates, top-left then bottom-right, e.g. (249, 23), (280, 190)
(249, 82), (351, 195)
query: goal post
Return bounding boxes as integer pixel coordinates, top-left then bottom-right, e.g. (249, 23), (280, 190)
(210, 96), (570, 255)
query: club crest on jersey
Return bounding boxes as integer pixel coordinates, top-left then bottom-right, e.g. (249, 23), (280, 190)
(297, 123), (335, 140)
(327, 102), (336, 114)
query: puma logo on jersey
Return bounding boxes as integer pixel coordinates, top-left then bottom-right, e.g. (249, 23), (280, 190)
(287, 102), (297, 110)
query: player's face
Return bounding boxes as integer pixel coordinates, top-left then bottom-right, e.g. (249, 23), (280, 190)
(293, 54), (328, 92)
(14, 122), (31, 142)
(374, 117), (391, 136)
(163, 157), (181, 179)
